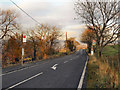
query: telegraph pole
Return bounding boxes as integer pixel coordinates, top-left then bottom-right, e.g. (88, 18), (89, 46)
(66, 32), (67, 52)
(118, 1), (120, 75)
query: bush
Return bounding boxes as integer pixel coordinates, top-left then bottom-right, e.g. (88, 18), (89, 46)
(15, 58), (19, 62)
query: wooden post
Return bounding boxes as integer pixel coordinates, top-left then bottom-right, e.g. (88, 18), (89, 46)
(66, 32), (67, 52)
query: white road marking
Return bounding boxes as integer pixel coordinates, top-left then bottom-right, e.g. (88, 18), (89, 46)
(6, 72), (43, 90)
(64, 61), (68, 63)
(0, 65), (38, 76)
(77, 56), (88, 89)
(69, 56), (79, 61)
(1, 61), (49, 76)
(51, 64), (58, 70)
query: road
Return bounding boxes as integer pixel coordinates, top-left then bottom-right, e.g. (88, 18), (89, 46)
(2, 49), (88, 89)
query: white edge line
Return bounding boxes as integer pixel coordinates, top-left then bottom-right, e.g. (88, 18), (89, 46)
(77, 56), (88, 89)
(6, 72), (43, 90)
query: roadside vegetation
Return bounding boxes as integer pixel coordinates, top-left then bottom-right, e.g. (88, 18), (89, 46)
(0, 9), (77, 68)
(75, 1), (120, 88)
(87, 45), (120, 88)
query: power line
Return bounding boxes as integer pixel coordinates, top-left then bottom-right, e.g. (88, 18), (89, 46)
(9, 0), (41, 25)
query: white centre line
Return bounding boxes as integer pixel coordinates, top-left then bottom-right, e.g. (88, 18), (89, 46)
(70, 59), (72, 60)
(6, 72), (43, 90)
(77, 56), (88, 89)
(64, 61), (68, 63)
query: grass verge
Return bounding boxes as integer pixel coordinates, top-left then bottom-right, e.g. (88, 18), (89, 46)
(87, 55), (119, 88)
(87, 45), (120, 88)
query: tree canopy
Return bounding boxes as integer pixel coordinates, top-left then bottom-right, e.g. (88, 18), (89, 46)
(0, 9), (19, 39)
(75, 1), (120, 56)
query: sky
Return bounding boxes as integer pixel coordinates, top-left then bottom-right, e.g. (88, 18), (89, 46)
(0, 0), (86, 41)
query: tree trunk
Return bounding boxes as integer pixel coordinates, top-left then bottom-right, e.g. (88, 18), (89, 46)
(33, 43), (36, 60)
(99, 50), (102, 57)
(96, 44), (102, 58)
(97, 47), (103, 58)
(34, 48), (36, 60)
(88, 41), (92, 53)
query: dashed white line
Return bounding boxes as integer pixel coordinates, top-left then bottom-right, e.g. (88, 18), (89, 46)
(70, 59), (72, 60)
(6, 72), (43, 90)
(64, 61), (68, 63)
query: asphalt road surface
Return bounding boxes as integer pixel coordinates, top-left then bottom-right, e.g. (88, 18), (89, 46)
(2, 49), (88, 89)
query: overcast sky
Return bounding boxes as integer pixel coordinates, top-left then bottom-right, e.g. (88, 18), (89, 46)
(0, 0), (86, 40)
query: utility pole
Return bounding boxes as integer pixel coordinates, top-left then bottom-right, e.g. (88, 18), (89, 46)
(118, 1), (120, 75)
(66, 32), (67, 52)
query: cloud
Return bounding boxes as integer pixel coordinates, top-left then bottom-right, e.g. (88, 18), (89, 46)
(23, 1), (75, 26)
(11, 0), (77, 27)
(63, 24), (86, 30)
(1, 0), (76, 26)
(1, 0), (85, 40)
(61, 24), (87, 40)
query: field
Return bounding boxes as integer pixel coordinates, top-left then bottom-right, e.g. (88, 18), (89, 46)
(101, 45), (119, 57)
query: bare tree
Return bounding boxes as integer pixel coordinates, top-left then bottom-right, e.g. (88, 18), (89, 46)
(75, 1), (120, 57)
(2, 33), (22, 66)
(80, 27), (95, 53)
(0, 9), (19, 39)
(66, 37), (76, 52)
(27, 24), (62, 60)
(27, 30), (38, 60)
(35, 24), (62, 55)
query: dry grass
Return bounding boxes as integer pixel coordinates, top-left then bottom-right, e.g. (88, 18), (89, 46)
(87, 55), (119, 88)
